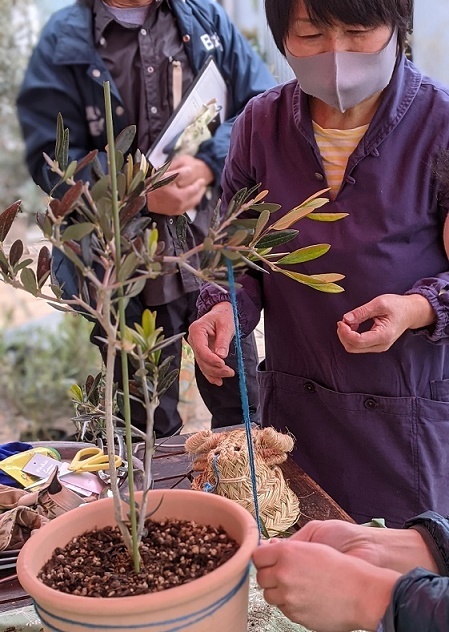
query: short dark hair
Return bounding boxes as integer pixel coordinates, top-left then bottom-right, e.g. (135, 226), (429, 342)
(265, 0), (413, 55)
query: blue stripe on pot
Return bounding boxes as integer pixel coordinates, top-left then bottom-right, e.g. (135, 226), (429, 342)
(33, 566), (250, 632)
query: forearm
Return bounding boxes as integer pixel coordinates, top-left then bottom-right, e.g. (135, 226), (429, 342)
(372, 527), (439, 575)
(401, 293), (437, 329)
(353, 565), (400, 631)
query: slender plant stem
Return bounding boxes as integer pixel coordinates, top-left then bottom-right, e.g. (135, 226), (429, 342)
(104, 317), (133, 552)
(104, 81), (139, 571)
(136, 351), (157, 544)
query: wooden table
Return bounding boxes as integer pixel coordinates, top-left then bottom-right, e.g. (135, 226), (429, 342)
(0, 433), (352, 613)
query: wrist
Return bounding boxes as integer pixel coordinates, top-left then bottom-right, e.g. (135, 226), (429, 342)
(403, 293), (437, 330)
(379, 528), (438, 574)
(210, 300), (232, 315)
(353, 565), (400, 631)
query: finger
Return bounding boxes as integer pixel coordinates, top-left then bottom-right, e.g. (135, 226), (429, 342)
(337, 321), (389, 352)
(343, 299), (380, 326)
(290, 521), (322, 542)
(198, 368), (233, 387)
(188, 326), (226, 368)
(188, 329), (235, 385)
(253, 541), (282, 570)
(169, 166), (193, 188)
(170, 174), (205, 195)
(184, 178), (206, 207)
(193, 352), (235, 386)
(256, 569), (280, 591)
(262, 587), (286, 608)
(169, 155), (191, 170)
(213, 328), (234, 359)
(342, 316), (359, 332)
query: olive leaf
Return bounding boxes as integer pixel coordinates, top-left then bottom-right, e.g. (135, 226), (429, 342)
(0, 200), (21, 242)
(115, 125), (136, 155)
(91, 175), (110, 202)
(118, 252), (139, 283)
(117, 172), (127, 200)
(307, 212), (349, 222)
(255, 229), (298, 249)
(279, 268), (344, 293)
(157, 369), (179, 396)
(37, 212), (52, 237)
(227, 228), (248, 247)
(269, 197), (330, 231)
(63, 160), (78, 182)
(277, 244), (331, 265)
(9, 239), (24, 267)
(248, 203), (281, 214)
(115, 151), (125, 174)
(14, 258), (34, 273)
(120, 195), (146, 227)
(36, 246), (51, 284)
(55, 112), (69, 171)
(250, 209), (270, 245)
(57, 180), (84, 217)
(61, 223), (95, 242)
(20, 267), (38, 296)
(74, 149), (99, 175)
(70, 384), (84, 403)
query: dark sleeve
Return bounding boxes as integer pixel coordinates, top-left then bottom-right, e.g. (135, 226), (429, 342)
(404, 511), (449, 576)
(16, 21), (107, 196)
(405, 279), (449, 344)
(196, 100), (263, 333)
(194, 4), (275, 183)
(380, 569), (449, 632)
(379, 512), (449, 632)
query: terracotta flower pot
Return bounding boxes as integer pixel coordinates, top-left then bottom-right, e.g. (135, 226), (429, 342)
(17, 488), (259, 632)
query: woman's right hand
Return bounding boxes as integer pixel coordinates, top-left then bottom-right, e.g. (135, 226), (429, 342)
(292, 519), (439, 574)
(253, 538), (399, 632)
(188, 303), (236, 386)
(292, 520), (387, 567)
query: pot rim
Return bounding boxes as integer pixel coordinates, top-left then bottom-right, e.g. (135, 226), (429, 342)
(17, 488), (259, 615)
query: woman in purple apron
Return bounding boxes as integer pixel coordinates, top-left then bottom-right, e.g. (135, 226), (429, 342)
(189, 0), (449, 527)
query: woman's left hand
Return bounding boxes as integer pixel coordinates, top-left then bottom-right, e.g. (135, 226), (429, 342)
(253, 539), (399, 632)
(337, 293), (436, 353)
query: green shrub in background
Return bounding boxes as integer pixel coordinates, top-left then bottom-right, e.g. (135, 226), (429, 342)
(0, 314), (101, 440)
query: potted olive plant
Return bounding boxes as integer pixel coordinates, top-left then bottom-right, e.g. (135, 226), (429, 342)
(0, 83), (345, 631)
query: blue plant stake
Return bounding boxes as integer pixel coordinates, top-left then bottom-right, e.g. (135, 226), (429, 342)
(225, 259), (262, 536)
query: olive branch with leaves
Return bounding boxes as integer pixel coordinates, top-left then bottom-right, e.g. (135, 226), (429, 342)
(0, 82), (346, 571)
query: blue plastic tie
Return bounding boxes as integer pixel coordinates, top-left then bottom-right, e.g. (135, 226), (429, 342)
(225, 259), (262, 536)
(203, 454), (219, 493)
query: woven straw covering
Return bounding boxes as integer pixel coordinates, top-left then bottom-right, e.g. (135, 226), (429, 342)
(185, 427), (300, 536)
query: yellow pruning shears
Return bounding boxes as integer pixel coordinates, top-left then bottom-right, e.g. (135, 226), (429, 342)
(68, 447), (122, 473)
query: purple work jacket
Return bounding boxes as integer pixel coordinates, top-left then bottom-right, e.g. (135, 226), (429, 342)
(198, 56), (449, 526)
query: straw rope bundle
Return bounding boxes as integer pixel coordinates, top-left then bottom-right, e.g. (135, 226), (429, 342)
(185, 427), (300, 536)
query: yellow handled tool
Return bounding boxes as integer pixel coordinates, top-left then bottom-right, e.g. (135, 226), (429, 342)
(68, 447), (122, 473)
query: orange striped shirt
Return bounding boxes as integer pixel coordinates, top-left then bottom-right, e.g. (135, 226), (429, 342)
(313, 121), (369, 198)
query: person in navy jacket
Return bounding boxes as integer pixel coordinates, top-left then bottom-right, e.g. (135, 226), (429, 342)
(17, 0), (275, 436)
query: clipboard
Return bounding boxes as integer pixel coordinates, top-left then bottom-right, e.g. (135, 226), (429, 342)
(147, 56), (228, 169)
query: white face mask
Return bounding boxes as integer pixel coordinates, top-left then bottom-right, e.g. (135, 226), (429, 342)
(285, 29), (398, 113)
